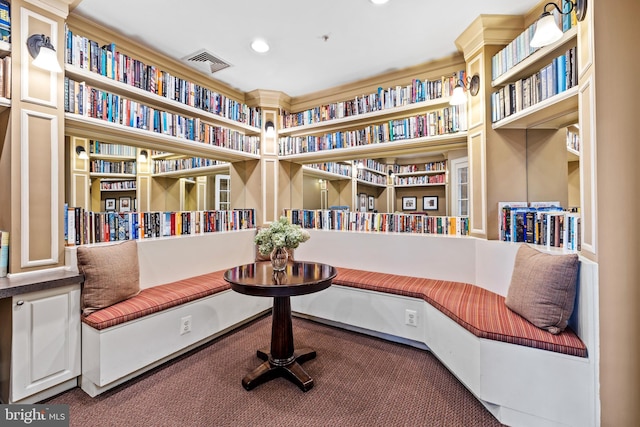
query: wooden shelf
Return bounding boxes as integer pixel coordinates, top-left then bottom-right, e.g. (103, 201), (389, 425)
(394, 170), (446, 177)
(65, 114), (261, 162)
(65, 64), (261, 135)
(0, 96), (10, 113)
(100, 187), (137, 192)
(279, 132), (467, 164)
(90, 153), (136, 161)
(90, 172), (136, 179)
(491, 86), (578, 130)
(153, 163), (230, 178)
(302, 166), (351, 181)
(356, 179), (387, 188)
(394, 183), (446, 188)
(278, 97), (454, 137)
(0, 40), (10, 57)
(567, 147), (580, 162)
(492, 27), (578, 88)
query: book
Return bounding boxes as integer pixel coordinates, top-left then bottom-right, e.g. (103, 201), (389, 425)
(0, 229), (8, 277)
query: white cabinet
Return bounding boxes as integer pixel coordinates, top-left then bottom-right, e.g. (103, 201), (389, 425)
(10, 284), (80, 403)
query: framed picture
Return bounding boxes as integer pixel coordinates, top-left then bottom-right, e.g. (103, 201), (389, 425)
(402, 196), (417, 211)
(423, 196), (438, 211)
(359, 193), (368, 212)
(368, 195), (375, 211)
(119, 197), (131, 212)
(105, 198), (116, 211)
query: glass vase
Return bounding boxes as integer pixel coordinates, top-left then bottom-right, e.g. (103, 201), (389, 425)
(270, 247), (289, 271)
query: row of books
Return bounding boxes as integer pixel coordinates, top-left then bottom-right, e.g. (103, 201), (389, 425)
(499, 202), (581, 251)
(492, 1), (576, 80)
(306, 162), (352, 178)
(90, 140), (137, 157)
(153, 158), (226, 174)
(65, 78), (260, 155)
(284, 209), (469, 236)
(90, 159), (136, 175)
(356, 169), (386, 186)
(491, 47), (577, 123)
(0, 55), (10, 99)
(64, 27), (261, 128)
(0, 229), (8, 277)
(279, 70), (467, 129)
(394, 173), (445, 186)
(362, 159), (386, 174)
(100, 180), (136, 191)
(64, 206), (256, 246)
(278, 106), (466, 156)
(567, 127), (580, 153)
(0, 0), (9, 43)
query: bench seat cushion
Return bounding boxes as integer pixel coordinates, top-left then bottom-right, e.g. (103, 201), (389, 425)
(333, 267), (587, 358)
(426, 280), (587, 358)
(333, 267), (438, 299)
(82, 270), (230, 330)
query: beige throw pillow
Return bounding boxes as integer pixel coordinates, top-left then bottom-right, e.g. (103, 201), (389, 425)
(77, 240), (141, 316)
(505, 244), (579, 334)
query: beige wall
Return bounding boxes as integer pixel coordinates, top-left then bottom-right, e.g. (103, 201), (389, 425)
(593, 0), (640, 424)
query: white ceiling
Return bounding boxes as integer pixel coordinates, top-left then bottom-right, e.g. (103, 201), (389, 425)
(71, 0), (540, 98)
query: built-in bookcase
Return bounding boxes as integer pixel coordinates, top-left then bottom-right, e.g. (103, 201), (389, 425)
(63, 27), (262, 163)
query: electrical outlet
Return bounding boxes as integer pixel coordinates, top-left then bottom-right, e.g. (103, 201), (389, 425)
(405, 309), (418, 327)
(180, 315), (192, 335)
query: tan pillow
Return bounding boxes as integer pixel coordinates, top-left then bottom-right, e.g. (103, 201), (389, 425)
(77, 240), (141, 316)
(505, 244), (579, 334)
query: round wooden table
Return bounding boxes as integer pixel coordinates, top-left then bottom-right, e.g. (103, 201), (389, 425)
(224, 261), (336, 392)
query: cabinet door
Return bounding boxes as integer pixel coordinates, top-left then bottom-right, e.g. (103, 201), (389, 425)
(11, 285), (80, 402)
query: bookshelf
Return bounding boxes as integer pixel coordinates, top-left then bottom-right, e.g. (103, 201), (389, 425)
(393, 160), (447, 188)
(63, 26), (262, 204)
(491, 25), (578, 130)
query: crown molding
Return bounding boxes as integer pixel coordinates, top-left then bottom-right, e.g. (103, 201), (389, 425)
(455, 14), (524, 60)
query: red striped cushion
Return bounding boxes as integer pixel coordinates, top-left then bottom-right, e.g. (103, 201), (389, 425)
(425, 280), (587, 357)
(333, 267), (587, 358)
(82, 270), (230, 330)
(333, 267), (438, 299)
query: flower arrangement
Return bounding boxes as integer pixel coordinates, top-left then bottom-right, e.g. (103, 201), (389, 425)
(255, 216), (311, 255)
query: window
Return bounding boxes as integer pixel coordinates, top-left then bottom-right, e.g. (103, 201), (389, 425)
(450, 157), (469, 216)
(215, 174), (231, 210)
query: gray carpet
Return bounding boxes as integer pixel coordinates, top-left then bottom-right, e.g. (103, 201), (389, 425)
(46, 315), (503, 426)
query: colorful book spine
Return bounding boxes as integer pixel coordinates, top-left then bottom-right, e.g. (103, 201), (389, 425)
(0, 229), (9, 277)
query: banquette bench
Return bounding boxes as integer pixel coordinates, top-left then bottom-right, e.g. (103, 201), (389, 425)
(292, 230), (599, 427)
(67, 228), (599, 427)
(66, 230), (271, 397)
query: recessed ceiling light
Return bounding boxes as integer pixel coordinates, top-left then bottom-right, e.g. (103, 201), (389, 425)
(251, 39), (270, 53)
(370, 0), (390, 5)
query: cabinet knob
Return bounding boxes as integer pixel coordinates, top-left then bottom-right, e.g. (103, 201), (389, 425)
(16, 300), (24, 306)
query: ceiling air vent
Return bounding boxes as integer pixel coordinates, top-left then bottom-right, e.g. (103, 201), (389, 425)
(183, 50), (230, 74)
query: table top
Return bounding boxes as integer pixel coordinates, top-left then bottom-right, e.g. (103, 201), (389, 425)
(224, 261), (336, 298)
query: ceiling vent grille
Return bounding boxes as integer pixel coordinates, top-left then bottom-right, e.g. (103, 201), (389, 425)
(183, 50), (230, 74)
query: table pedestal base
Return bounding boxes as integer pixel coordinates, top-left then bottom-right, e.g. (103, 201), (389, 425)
(242, 347), (317, 392)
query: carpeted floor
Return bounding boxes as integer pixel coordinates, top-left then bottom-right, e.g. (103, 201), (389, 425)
(45, 315), (503, 426)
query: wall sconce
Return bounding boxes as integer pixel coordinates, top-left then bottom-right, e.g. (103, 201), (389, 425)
(265, 121), (275, 137)
(26, 34), (62, 73)
(530, 0), (587, 48)
(139, 150), (148, 162)
(449, 74), (480, 106)
(75, 146), (89, 160)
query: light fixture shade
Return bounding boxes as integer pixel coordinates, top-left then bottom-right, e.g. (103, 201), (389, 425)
(450, 85), (467, 106)
(31, 45), (62, 73)
(530, 13), (563, 48)
(139, 150), (148, 162)
(75, 146), (89, 160)
(265, 121), (275, 137)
